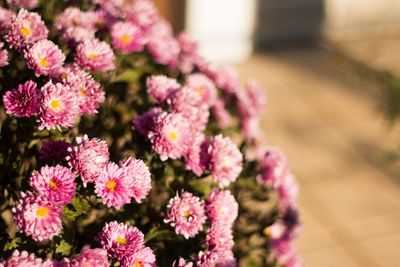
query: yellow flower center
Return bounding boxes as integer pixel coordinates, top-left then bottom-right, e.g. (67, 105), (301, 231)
(120, 34), (132, 45)
(49, 179), (58, 189)
(21, 25), (31, 37)
(39, 58), (49, 68)
(79, 87), (86, 96)
(36, 207), (49, 218)
(115, 236), (127, 245)
(132, 261), (143, 267)
(262, 227), (271, 237)
(106, 180), (117, 192)
(168, 132), (177, 141)
(196, 87), (204, 94)
(87, 53), (98, 59)
(49, 99), (62, 110)
(183, 209), (190, 218)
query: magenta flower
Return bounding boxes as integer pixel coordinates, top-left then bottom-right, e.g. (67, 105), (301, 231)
(111, 21), (145, 53)
(119, 157), (152, 203)
(12, 192), (63, 241)
(37, 81), (79, 130)
(75, 39), (115, 72)
(133, 107), (163, 137)
(3, 250), (56, 267)
(209, 135), (243, 187)
(40, 140), (70, 161)
(147, 112), (193, 161)
(95, 162), (135, 209)
(184, 134), (210, 176)
(0, 42), (9, 67)
(67, 135), (110, 186)
(120, 246), (156, 267)
(256, 147), (290, 187)
(146, 75), (180, 104)
(164, 191), (206, 239)
(66, 246), (109, 267)
(5, 9), (48, 49)
(212, 98), (232, 129)
(3, 80), (42, 117)
(29, 165), (76, 204)
(24, 39), (65, 77)
(7, 0), (38, 9)
(277, 174), (299, 212)
(184, 73), (217, 107)
(205, 189), (238, 226)
(97, 221), (144, 260)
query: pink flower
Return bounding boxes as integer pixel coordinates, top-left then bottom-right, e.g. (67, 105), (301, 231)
(146, 75), (180, 104)
(133, 107), (163, 137)
(62, 66), (105, 115)
(66, 246), (109, 267)
(0, 7), (14, 34)
(213, 65), (240, 94)
(277, 174), (299, 212)
(55, 7), (95, 31)
(164, 191), (206, 239)
(256, 147), (290, 187)
(208, 135), (243, 187)
(184, 73), (217, 107)
(5, 9), (48, 49)
(120, 246), (156, 267)
(125, 0), (158, 29)
(75, 39), (115, 72)
(240, 79), (266, 117)
(173, 258), (193, 267)
(184, 134), (210, 176)
(7, 0), (38, 9)
(111, 21), (146, 53)
(29, 165), (76, 205)
(3, 250), (56, 267)
(95, 162), (135, 209)
(177, 32), (199, 74)
(147, 111), (193, 161)
(206, 224), (234, 254)
(67, 135), (110, 186)
(24, 39), (65, 77)
(196, 251), (218, 267)
(61, 26), (96, 47)
(212, 98), (232, 128)
(0, 42), (9, 67)
(12, 192), (63, 241)
(3, 80), (42, 117)
(37, 81), (79, 130)
(242, 116), (262, 141)
(205, 189), (238, 226)
(119, 157), (152, 203)
(97, 221), (144, 260)
(40, 140), (70, 161)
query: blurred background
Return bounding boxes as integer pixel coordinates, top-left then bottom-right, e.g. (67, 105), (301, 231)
(155, 0), (400, 266)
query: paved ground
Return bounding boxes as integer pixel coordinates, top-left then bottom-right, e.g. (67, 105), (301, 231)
(236, 42), (400, 267)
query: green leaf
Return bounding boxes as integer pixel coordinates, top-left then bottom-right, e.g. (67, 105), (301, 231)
(4, 237), (21, 251)
(63, 206), (80, 222)
(55, 240), (72, 256)
(72, 196), (90, 213)
(114, 69), (141, 83)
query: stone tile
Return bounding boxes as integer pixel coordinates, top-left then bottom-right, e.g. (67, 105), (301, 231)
(301, 246), (360, 267)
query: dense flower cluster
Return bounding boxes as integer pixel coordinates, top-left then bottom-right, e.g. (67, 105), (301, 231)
(0, 0), (301, 266)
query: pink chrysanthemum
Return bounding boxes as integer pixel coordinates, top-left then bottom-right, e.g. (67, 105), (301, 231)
(95, 162), (135, 209)
(208, 135), (243, 187)
(125, 0), (158, 29)
(97, 221), (144, 260)
(185, 73), (217, 107)
(0, 42), (9, 67)
(277, 174), (299, 212)
(75, 39), (115, 72)
(173, 258), (193, 267)
(7, 0), (38, 9)
(111, 21), (146, 53)
(177, 32), (199, 74)
(205, 189), (238, 226)
(213, 65), (240, 94)
(120, 246), (156, 267)
(212, 98), (232, 129)
(3, 80), (42, 117)
(12, 192), (63, 241)
(5, 9), (48, 49)
(242, 116), (262, 141)
(54, 7), (94, 31)
(40, 140), (70, 161)
(196, 251), (218, 267)
(0, 7), (14, 34)
(146, 75), (180, 104)
(133, 107), (163, 137)
(86, 9), (114, 30)
(184, 134), (210, 176)
(24, 39), (65, 77)
(256, 147), (290, 187)
(61, 26), (96, 47)
(119, 157), (152, 203)
(66, 246), (109, 267)
(67, 135), (110, 186)
(239, 79), (266, 117)
(62, 66), (105, 115)
(37, 81), (79, 130)
(164, 191), (206, 239)
(3, 250), (56, 267)
(206, 224), (234, 254)
(29, 165), (76, 204)
(147, 112), (193, 161)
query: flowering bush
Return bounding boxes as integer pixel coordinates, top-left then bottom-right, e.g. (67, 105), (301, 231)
(0, 0), (301, 266)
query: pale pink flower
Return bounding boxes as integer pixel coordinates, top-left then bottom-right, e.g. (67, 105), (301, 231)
(29, 165), (76, 204)
(133, 107), (163, 137)
(125, 0), (159, 29)
(146, 75), (180, 104)
(173, 258), (193, 267)
(184, 73), (217, 107)
(147, 24), (180, 68)
(256, 147), (290, 187)
(120, 246), (156, 267)
(213, 65), (240, 94)
(37, 81), (79, 130)
(66, 246), (109, 267)
(241, 79), (266, 117)
(206, 224), (234, 253)
(164, 191), (206, 239)
(208, 135), (243, 187)
(75, 39), (115, 72)
(277, 174), (299, 212)
(5, 9), (48, 49)
(196, 251), (218, 267)
(7, 0), (38, 9)
(119, 157), (152, 203)
(0, 42), (9, 67)
(205, 189), (238, 226)
(3, 250), (56, 267)
(67, 135), (110, 186)
(111, 21), (146, 53)
(61, 26), (96, 46)
(97, 221), (144, 260)
(12, 192), (63, 241)
(242, 116), (262, 141)
(54, 7), (94, 31)
(184, 134), (210, 176)
(24, 39), (65, 77)
(3, 80), (42, 117)
(212, 98), (232, 129)
(0, 7), (14, 34)
(177, 32), (200, 74)
(95, 162), (135, 209)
